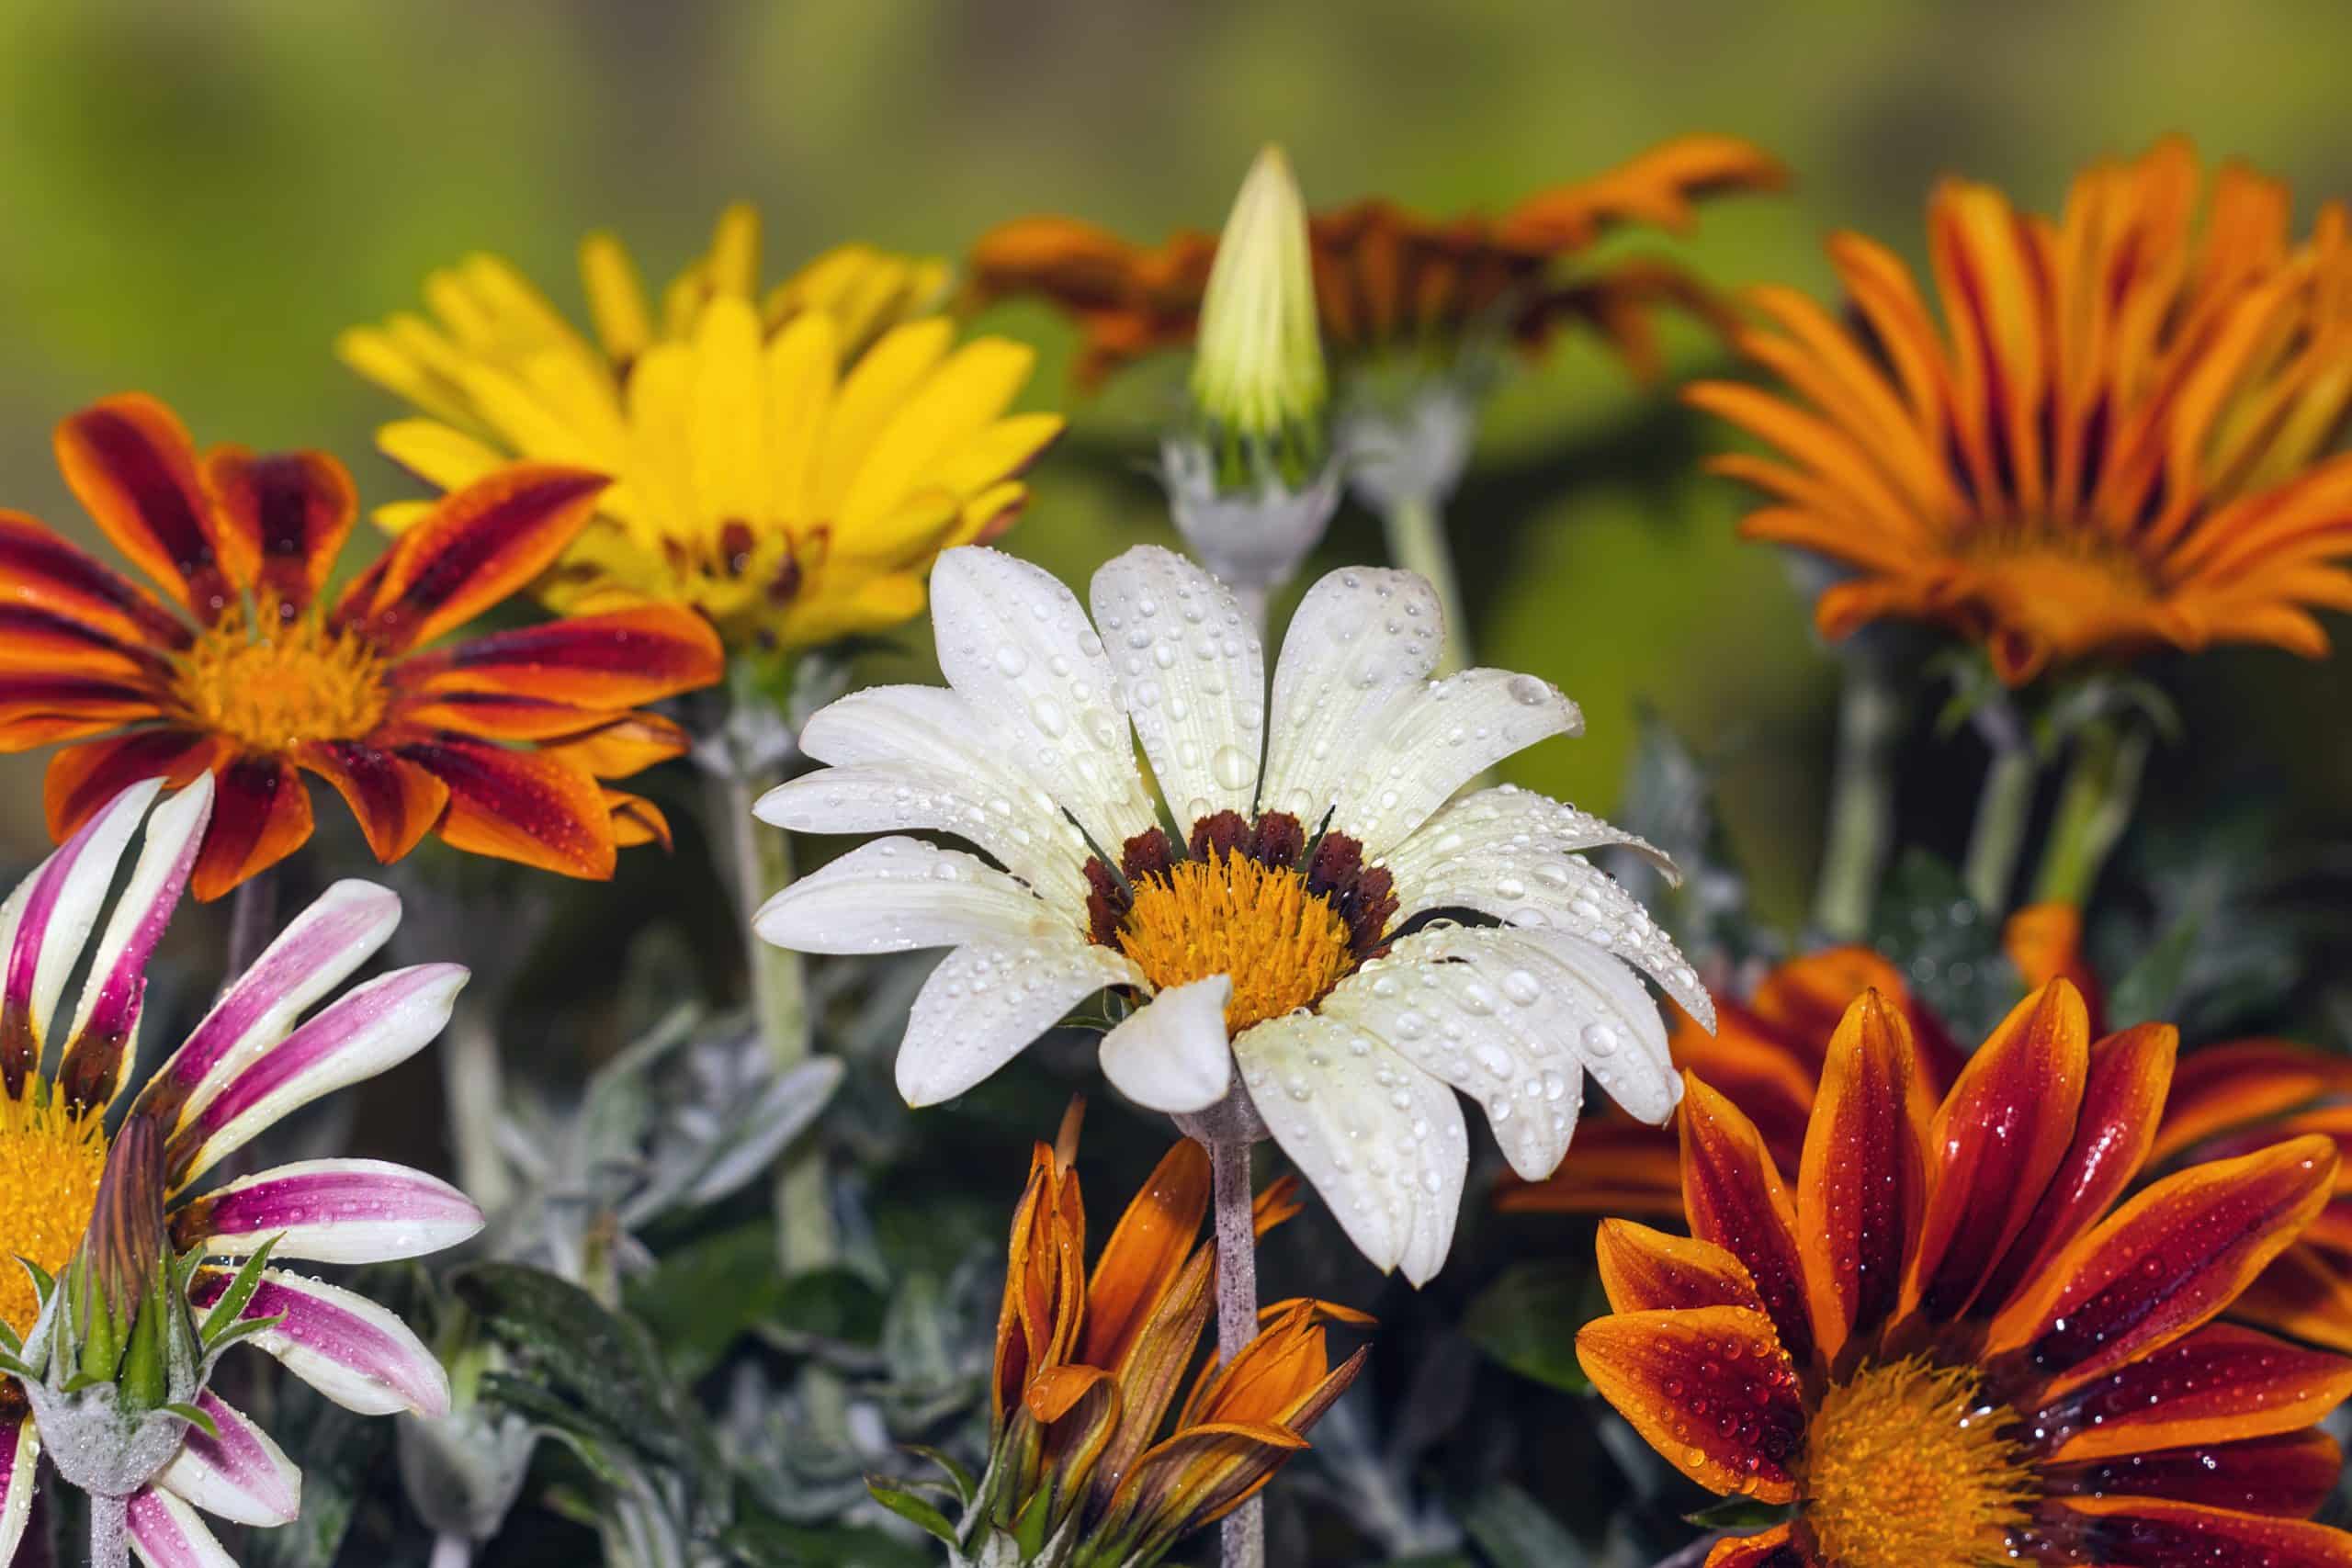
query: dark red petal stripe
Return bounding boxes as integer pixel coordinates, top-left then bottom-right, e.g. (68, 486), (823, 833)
(54, 396), (233, 623)
(1794, 989), (1923, 1360)
(297, 740), (449, 865)
(203, 447), (358, 615)
(43, 730), (224, 842)
(2055, 1498), (2352, 1568)
(394, 736), (616, 879)
(392, 604), (722, 707)
(191, 754), (314, 903)
(1680, 1074), (1816, 1369)
(2041, 1428), (2342, 1517)
(2024, 1321), (2352, 1461)
(0, 512), (190, 650)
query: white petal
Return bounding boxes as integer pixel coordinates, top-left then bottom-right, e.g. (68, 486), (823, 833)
(1329, 669), (1583, 856)
(1098, 975), (1234, 1112)
(1258, 566), (1442, 825)
(0, 1416), (36, 1568)
(896, 933), (1140, 1106)
(153, 1392), (302, 1527)
(765, 682), (1095, 902)
(0, 777), (162, 1057)
(929, 547), (1158, 855)
(1232, 1010), (1467, 1284)
(180, 1157), (485, 1264)
(126, 1484), (239, 1568)
(1088, 545), (1265, 833)
(190, 1268), (449, 1417)
(60, 774), (210, 1092)
(754, 838), (1062, 955)
(1383, 787), (1711, 1028)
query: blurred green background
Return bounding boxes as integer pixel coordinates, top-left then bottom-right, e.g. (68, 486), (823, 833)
(2, 0), (2348, 923)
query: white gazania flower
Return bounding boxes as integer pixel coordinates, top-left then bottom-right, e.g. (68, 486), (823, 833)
(754, 545), (1710, 1283)
(0, 776), (481, 1564)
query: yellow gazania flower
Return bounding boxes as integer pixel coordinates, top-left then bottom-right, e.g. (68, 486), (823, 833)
(338, 204), (1065, 651)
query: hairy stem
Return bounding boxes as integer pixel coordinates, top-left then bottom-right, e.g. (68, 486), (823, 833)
(1379, 492), (1470, 677)
(429, 1533), (475, 1568)
(1812, 658), (1901, 940)
(222, 865), (279, 984)
(1649, 1535), (1725, 1568)
(440, 996), (514, 1216)
(2032, 717), (2151, 907)
(1207, 1123), (1262, 1568)
(89, 1494), (128, 1568)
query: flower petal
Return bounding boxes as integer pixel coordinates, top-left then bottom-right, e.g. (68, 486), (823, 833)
(2051, 1498), (2352, 1568)
(391, 603), (722, 708)
(1080, 1136), (1213, 1372)
(1330, 667), (1584, 858)
(1087, 545), (1263, 834)
(44, 728), (225, 844)
(0, 1417), (36, 1568)
(54, 395), (235, 621)
(1795, 989), (1925, 1361)
(2027, 1320), (2352, 1461)
(190, 753), (314, 902)
(171, 1157), (483, 1264)
(395, 737), (615, 879)
(1098, 974), (1233, 1113)
(1379, 786), (1710, 1027)
(0, 673), (166, 750)
(762, 682), (1094, 904)
(2153, 1038), (2352, 1166)
(1987, 1134), (2339, 1393)
(1595, 1218), (1770, 1316)
(2041, 1429), (2342, 1517)
(55, 773), (211, 1115)
(1232, 1010), (1468, 1284)
(0, 510), (190, 651)
(2231, 1242), (2352, 1352)
(753, 836), (1056, 955)
(164, 963), (467, 1187)
(125, 1483), (238, 1568)
(927, 547), (1158, 856)
(1575, 1304), (1805, 1502)
(152, 1391), (302, 1526)
(1257, 565), (1443, 821)
(1498, 1119), (1685, 1217)
(296, 739), (450, 864)
(200, 446), (356, 614)
(1702, 1525), (1811, 1568)
(894, 933), (1137, 1106)
(334, 465), (608, 654)
(1680, 1073), (1815, 1367)
(1907, 980), (2092, 1322)
(187, 1267), (448, 1416)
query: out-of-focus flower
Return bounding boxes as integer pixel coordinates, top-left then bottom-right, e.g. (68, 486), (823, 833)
(892, 1105), (1365, 1566)
(0, 777), (481, 1562)
(1577, 979), (2352, 1568)
(755, 543), (1707, 1281)
(341, 204), (1064, 653)
(0, 393), (721, 897)
(969, 136), (1785, 389)
(1692, 137), (2352, 685)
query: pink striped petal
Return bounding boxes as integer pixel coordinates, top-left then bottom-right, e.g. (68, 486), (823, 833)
(153, 1391), (301, 1526)
(164, 962), (466, 1186)
(125, 1483), (236, 1568)
(55, 774), (212, 1115)
(0, 777), (161, 1096)
(174, 1157), (484, 1264)
(0, 1416), (37, 1568)
(190, 1268), (449, 1416)
(139, 878), (403, 1145)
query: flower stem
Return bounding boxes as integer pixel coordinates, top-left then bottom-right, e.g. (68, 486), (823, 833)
(1812, 658), (1902, 940)
(222, 865), (279, 983)
(1649, 1536), (1724, 1568)
(429, 1533), (475, 1568)
(1202, 1107), (1263, 1568)
(89, 1494), (128, 1568)
(1962, 740), (2038, 917)
(2032, 717), (2151, 908)
(439, 997), (514, 1216)
(1379, 492), (1470, 677)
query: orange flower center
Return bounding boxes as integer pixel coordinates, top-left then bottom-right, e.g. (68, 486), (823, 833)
(1116, 852), (1353, 1034)
(172, 604), (388, 753)
(1802, 1357), (2032, 1568)
(0, 1090), (107, 1339)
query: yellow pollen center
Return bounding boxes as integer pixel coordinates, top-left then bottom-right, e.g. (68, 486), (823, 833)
(1115, 852), (1354, 1034)
(173, 604), (389, 752)
(1803, 1357), (2033, 1568)
(0, 1092), (108, 1339)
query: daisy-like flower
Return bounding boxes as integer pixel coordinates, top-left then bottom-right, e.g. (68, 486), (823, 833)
(1691, 136), (2352, 685)
(339, 202), (1064, 652)
(0, 393), (721, 898)
(969, 135), (1785, 389)
(0, 775), (482, 1562)
(754, 543), (1709, 1281)
(1577, 978), (2352, 1568)
(904, 1103), (1365, 1566)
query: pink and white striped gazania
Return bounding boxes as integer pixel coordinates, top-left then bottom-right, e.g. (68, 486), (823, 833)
(754, 544), (1710, 1284)
(0, 775), (482, 1565)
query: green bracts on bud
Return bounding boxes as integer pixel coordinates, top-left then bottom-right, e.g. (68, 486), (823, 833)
(1191, 145), (1327, 479)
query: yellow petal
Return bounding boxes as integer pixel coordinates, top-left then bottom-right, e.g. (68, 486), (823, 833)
(953, 479), (1030, 547)
(378, 419), (507, 492)
(688, 295), (769, 537)
(928, 412), (1065, 499)
(624, 340), (698, 550)
(812, 318), (956, 514)
(837, 337), (1037, 529)
(580, 231), (653, 363)
(832, 489), (962, 570)
(424, 264), (499, 349)
(778, 570), (928, 647)
(455, 361), (605, 468)
(764, 312), (842, 523)
(461, 253), (599, 365)
(706, 202), (762, 299)
(515, 348), (633, 464)
(337, 327), (476, 431)
(373, 499), (435, 536)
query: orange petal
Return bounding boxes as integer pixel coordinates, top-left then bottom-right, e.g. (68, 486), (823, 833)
(1908, 981), (2092, 1322)
(2048, 1427), (2342, 1520)
(53, 395), (235, 622)
(1703, 1526), (1812, 1568)
(2027, 1320), (2352, 1461)
(603, 789), (670, 851)
(395, 736), (616, 879)
(0, 604), (173, 682)
(201, 446), (357, 615)
(1795, 990), (1925, 1361)
(2153, 1039), (2352, 1166)
(0, 674), (165, 750)
(2226, 1243), (2352, 1353)
(191, 753), (314, 901)
(2049, 1497), (2352, 1567)
(1674, 999), (1816, 1172)
(542, 714), (690, 778)
(296, 739), (450, 865)
(2002, 902), (2105, 1033)
(45, 729), (226, 842)
(1595, 1219), (1769, 1317)
(392, 604), (721, 708)
(0, 511), (189, 651)
(1681, 1073), (1815, 1367)
(1498, 1120), (1685, 1217)
(1987, 1134), (2338, 1393)
(1574, 1305), (1804, 1503)
(1080, 1138), (1210, 1372)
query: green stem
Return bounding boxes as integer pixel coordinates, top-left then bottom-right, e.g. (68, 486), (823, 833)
(1379, 492), (1470, 677)
(439, 997), (514, 1216)
(1962, 744), (2038, 917)
(2032, 718), (2151, 908)
(1812, 659), (1902, 941)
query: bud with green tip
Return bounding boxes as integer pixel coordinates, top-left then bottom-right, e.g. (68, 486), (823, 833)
(1191, 144), (1327, 476)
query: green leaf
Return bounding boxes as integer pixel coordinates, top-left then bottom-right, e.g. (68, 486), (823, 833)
(726, 1505), (937, 1568)
(2105, 908), (2200, 1029)
(1464, 1261), (1601, 1393)
(865, 1477), (959, 1545)
(1463, 1481), (1589, 1568)
(901, 1443), (978, 1508)
(1685, 1495), (1793, 1530)
(623, 1222), (794, 1382)
(164, 1401), (220, 1440)
(771, 1266), (888, 1347)
(199, 1236), (279, 1344)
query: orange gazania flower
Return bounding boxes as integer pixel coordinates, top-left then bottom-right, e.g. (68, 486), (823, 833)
(0, 394), (723, 898)
(1691, 137), (2352, 685)
(939, 1106), (1367, 1566)
(1577, 979), (2352, 1568)
(968, 135), (1785, 388)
